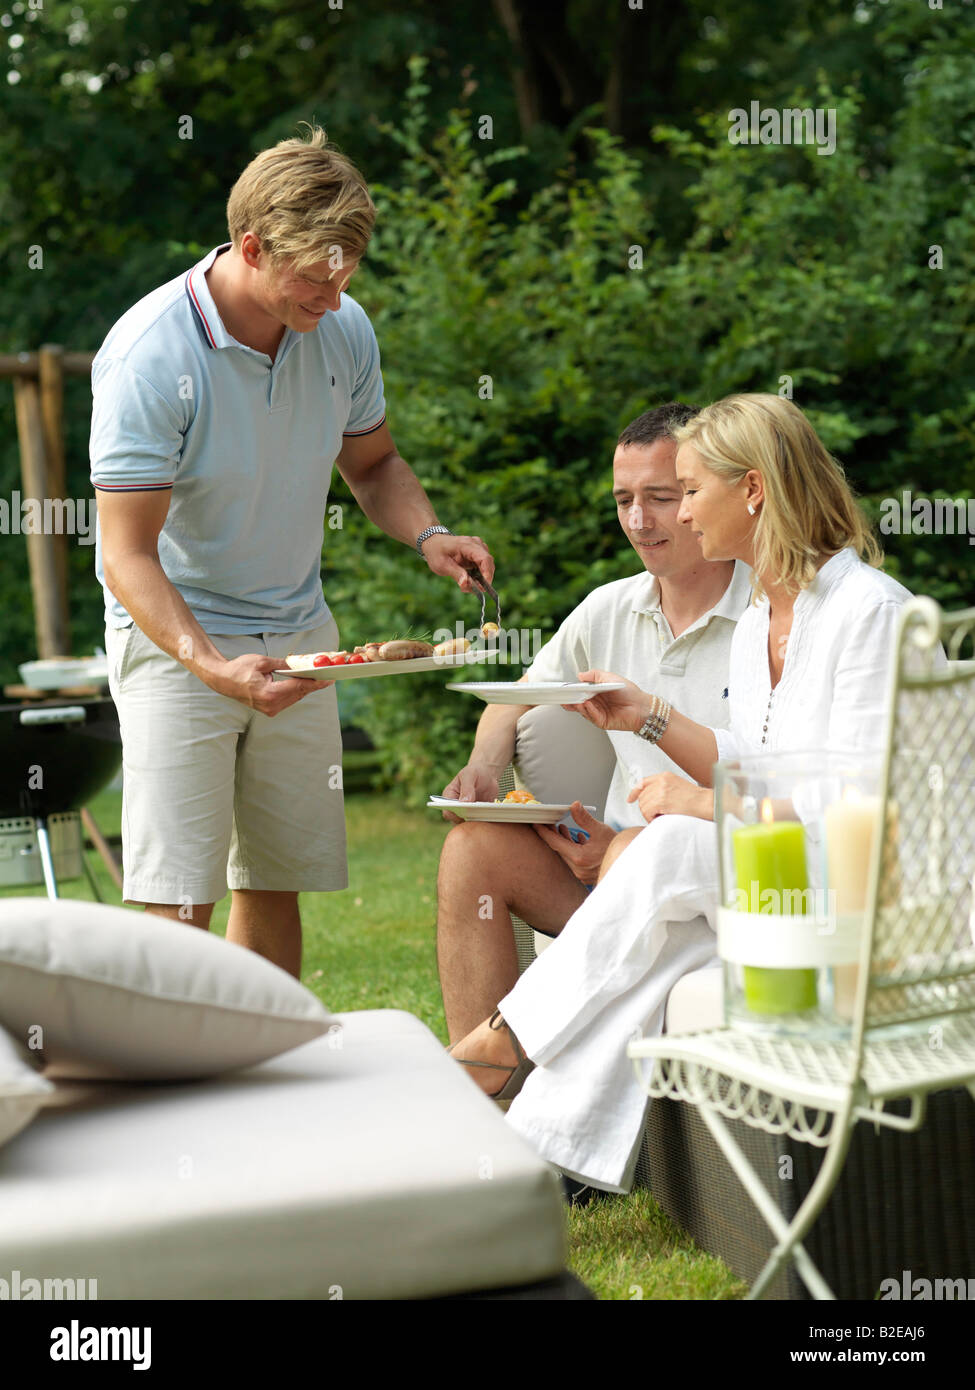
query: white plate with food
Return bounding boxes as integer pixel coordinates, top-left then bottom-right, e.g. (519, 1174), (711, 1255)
(427, 794), (598, 825)
(271, 638), (503, 682)
(445, 680), (625, 705)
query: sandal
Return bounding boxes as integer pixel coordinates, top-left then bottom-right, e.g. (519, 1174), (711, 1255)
(447, 1009), (535, 1111)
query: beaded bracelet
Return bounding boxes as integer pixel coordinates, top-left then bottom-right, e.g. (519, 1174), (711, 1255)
(636, 694), (672, 744)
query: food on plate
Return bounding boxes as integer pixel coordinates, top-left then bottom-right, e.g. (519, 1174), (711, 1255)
(313, 652), (366, 666)
(433, 637), (471, 658)
(500, 789), (538, 804)
(284, 651), (349, 669)
(377, 639), (435, 660)
(284, 638), (439, 669)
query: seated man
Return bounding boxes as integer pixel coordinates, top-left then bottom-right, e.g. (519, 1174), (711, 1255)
(437, 402), (751, 1043)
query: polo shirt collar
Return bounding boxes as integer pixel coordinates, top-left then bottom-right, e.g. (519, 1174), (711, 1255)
(186, 243), (298, 364)
(632, 571), (664, 616)
(711, 558), (753, 620)
(184, 243), (237, 350)
(632, 558), (751, 627)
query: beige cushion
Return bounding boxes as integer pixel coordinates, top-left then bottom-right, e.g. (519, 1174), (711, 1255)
(0, 1010), (565, 1299)
(665, 962), (724, 1034)
(515, 707), (616, 959)
(0, 899), (333, 1081)
(0, 1021), (53, 1149)
(514, 704), (615, 817)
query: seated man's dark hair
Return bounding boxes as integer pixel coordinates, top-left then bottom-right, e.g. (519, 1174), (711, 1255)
(618, 402), (699, 449)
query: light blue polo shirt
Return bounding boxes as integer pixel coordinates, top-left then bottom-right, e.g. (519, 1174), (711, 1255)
(89, 242), (386, 632)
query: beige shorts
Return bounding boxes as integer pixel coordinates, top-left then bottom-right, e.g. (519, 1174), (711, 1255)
(105, 618), (347, 905)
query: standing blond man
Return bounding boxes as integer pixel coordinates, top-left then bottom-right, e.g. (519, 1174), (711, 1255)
(91, 125), (492, 973)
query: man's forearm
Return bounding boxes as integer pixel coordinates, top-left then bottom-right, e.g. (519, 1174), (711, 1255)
(104, 554), (228, 685)
(343, 451), (438, 546)
(468, 702), (529, 776)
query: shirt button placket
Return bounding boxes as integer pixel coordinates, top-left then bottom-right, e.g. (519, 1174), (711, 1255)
(761, 689), (774, 746)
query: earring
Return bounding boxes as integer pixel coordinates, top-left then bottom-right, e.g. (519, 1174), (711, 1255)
(747, 503), (756, 516)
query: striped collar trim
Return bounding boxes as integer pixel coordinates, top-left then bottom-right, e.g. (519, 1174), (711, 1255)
(184, 243), (233, 350)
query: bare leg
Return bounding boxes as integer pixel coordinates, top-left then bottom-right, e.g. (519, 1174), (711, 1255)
(140, 902), (215, 929)
(597, 827), (643, 883)
(437, 821), (588, 1043)
(450, 826), (651, 1092)
(226, 889), (302, 977)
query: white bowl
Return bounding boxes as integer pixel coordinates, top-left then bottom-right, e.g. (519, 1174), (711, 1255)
(19, 657), (110, 690)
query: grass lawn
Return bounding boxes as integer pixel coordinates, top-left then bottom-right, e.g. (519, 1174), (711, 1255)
(4, 787), (745, 1301)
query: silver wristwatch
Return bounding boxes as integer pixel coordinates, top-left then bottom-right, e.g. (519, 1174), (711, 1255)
(416, 525), (454, 557)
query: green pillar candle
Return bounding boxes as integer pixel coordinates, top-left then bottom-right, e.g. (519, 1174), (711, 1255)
(732, 816), (818, 1014)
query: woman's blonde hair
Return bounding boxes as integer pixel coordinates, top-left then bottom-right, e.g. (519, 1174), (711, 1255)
(226, 123), (375, 274)
(672, 393), (882, 601)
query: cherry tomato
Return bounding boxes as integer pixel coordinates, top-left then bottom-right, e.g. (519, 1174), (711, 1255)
(313, 654), (333, 667)
(349, 654), (366, 664)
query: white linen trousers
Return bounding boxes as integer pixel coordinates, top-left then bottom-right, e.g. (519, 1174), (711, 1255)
(501, 813), (720, 1191)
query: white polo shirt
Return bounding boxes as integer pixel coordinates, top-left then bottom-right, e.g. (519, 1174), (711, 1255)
(89, 242), (387, 633)
(523, 560), (752, 829)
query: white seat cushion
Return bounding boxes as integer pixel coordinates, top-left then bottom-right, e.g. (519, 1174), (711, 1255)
(0, 1009), (565, 1300)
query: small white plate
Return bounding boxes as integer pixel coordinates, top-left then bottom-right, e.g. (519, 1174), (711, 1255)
(271, 650), (503, 682)
(427, 796), (598, 825)
(445, 680), (625, 705)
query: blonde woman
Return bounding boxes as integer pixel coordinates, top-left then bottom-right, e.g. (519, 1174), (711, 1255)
(448, 393), (918, 1195)
(93, 124), (493, 973)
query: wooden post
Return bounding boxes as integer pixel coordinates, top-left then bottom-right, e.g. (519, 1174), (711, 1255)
(0, 351), (95, 378)
(13, 377), (71, 658)
(38, 343), (71, 641)
(80, 807), (124, 893)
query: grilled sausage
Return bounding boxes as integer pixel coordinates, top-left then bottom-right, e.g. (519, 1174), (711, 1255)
(378, 639), (435, 661)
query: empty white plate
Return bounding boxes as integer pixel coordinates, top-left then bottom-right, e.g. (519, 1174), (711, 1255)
(446, 680), (625, 705)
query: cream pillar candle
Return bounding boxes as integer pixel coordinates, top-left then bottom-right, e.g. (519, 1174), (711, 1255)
(825, 790), (882, 1020)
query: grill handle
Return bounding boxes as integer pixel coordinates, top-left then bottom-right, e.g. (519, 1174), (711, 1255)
(19, 706), (87, 727)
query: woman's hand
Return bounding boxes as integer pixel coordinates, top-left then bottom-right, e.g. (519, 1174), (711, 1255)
(568, 670), (651, 733)
(627, 773), (714, 824)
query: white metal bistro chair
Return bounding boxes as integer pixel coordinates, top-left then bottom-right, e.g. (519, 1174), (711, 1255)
(628, 595), (975, 1300)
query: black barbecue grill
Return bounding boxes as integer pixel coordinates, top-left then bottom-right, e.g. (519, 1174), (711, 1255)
(0, 693), (122, 897)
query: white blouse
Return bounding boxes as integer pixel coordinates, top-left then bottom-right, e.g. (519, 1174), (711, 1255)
(713, 547), (917, 762)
